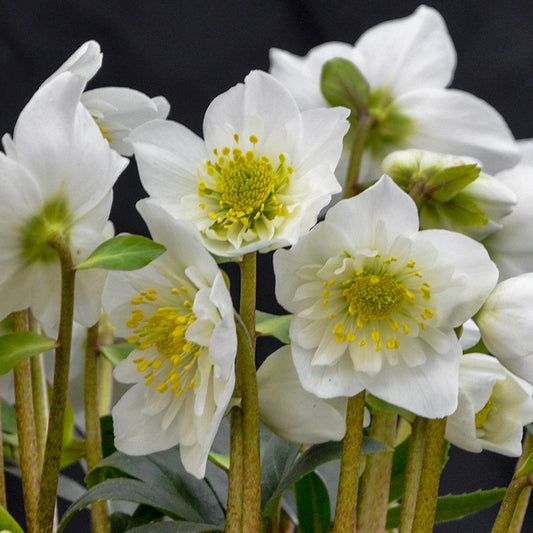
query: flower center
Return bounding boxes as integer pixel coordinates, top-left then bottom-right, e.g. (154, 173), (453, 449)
(127, 288), (200, 396)
(20, 196), (72, 264)
(197, 134), (292, 235)
(342, 271), (407, 321)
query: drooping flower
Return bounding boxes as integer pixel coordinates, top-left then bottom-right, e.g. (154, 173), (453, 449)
(273, 176), (498, 417)
(129, 70), (350, 257)
(0, 72), (127, 328)
(474, 273), (533, 384)
(42, 40), (170, 156)
(382, 149), (516, 240)
(103, 201), (237, 478)
(270, 5), (519, 189)
(446, 353), (533, 456)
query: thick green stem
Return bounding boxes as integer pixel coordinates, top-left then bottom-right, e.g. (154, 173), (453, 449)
(509, 434), (533, 532)
(97, 315), (114, 418)
(226, 406), (244, 533)
(411, 417), (447, 533)
(237, 252), (260, 532)
(332, 390), (367, 533)
(399, 417), (429, 533)
(85, 323), (110, 533)
(13, 310), (40, 533)
(344, 112), (375, 198)
(357, 410), (397, 532)
(37, 234), (76, 533)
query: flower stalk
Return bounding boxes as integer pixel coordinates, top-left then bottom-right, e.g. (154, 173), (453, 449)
(37, 233), (76, 533)
(508, 433), (533, 532)
(226, 405), (244, 532)
(332, 390), (367, 533)
(345, 111), (375, 198)
(29, 348), (49, 467)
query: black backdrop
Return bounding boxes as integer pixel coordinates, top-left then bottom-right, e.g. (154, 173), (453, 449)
(2, 1), (533, 531)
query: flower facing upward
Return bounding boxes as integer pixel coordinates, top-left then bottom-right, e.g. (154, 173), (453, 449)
(129, 70), (350, 257)
(103, 201), (237, 478)
(274, 176), (498, 417)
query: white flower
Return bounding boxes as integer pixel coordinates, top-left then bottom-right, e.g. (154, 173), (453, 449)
(273, 176), (498, 418)
(446, 353), (533, 456)
(0, 72), (127, 328)
(483, 141), (533, 280)
(129, 70), (349, 257)
(103, 201), (237, 478)
(43, 40), (170, 156)
(270, 5), (519, 187)
(382, 149), (516, 240)
(257, 345), (348, 444)
(474, 273), (533, 384)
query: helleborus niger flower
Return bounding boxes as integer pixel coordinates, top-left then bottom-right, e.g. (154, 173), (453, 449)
(274, 176), (498, 418)
(257, 345), (348, 444)
(0, 72), (127, 328)
(382, 149), (516, 240)
(129, 70), (350, 257)
(474, 273), (533, 384)
(103, 201), (237, 478)
(446, 353), (533, 456)
(43, 40), (170, 156)
(270, 5), (519, 187)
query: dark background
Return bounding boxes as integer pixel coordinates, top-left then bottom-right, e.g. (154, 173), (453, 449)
(2, 1), (533, 531)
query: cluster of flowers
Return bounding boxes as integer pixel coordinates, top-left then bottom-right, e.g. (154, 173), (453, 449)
(4, 5), (533, 527)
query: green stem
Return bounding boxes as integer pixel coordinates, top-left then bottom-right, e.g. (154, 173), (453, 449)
(332, 390), (367, 533)
(357, 410), (397, 532)
(508, 433), (533, 532)
(344, 112), (375, 198)
(411, 417), (447, 533)
(85, 323), (110, 533)
(97, 315), (114, 418)
(399, 417), (429, 533)
(226, 405), (244, 533)
(237, 252), (260, 532)
(37, 234), (76, 533)
(13, 310), (40, 533)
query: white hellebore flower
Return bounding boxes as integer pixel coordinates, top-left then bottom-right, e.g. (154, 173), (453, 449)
(475, 273), (533, 384)
(129, 70), (350, 257)
(270, 5), (519, 187)
(274, 176), (498, 418)
(257, 345), (348, 444)
(103, 201), (237, 478)
(43, 40), (170, 156)
(446, 353), (533, 456)
(0, 72), (127, 328)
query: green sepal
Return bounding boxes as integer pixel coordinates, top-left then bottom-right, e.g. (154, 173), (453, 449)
(294, 471), (331, 533)
(255, 311), (292, 344)
(75, 235), (166, 271)
(99, 343), (136, 366)
(321, 58), (370, 114)
(427, 164), (481, 202)
(0, 332), (56, 375)
(0, 503), (25, 533)
(435, 193), (489, 226)
(386, 488), (506, 528)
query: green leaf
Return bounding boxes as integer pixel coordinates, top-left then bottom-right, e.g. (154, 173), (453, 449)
(99, 343), (135, 366)
(366, 394), (415, 423)
(388, 436), (411, 502)
(255, 311), (292, 344)
(321, 57), (370, 113)
(75, 235), (166, 271)
(294, 471), (331, 533)
(386, 488), (506, 528)
(435, 193), (489, 226)
(100, 415), (117, 458)
(0, 504), (25, 533)
(0, 333), (56, 375)
(208, 451), (230, 472)
(515, 448), (533, 478)
(1, 399), (17, 434)
(427, 164), (481, 202)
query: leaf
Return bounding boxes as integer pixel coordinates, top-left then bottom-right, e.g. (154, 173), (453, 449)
(427, 164), (481, 202)
(100, 414), (117, 458)
(388, 435), (412, 502)
(208, 452), (230, 472)
(515, 448), (533, 478)
(1, 399), (17, 433)
(255, 311), (291, 344)
(366, 394), (415, 423)
(75, 235), (166, 271)
(386, 488), (506, 528)
(0, 333), (56, 375)
(435, 193), (488, 226)
(294, 471), (331, 533)
(99, 343), (135, 366)
(321, 58), (370, 113)
(126, 522), (223, 533)
(0, 504), (25, 533)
